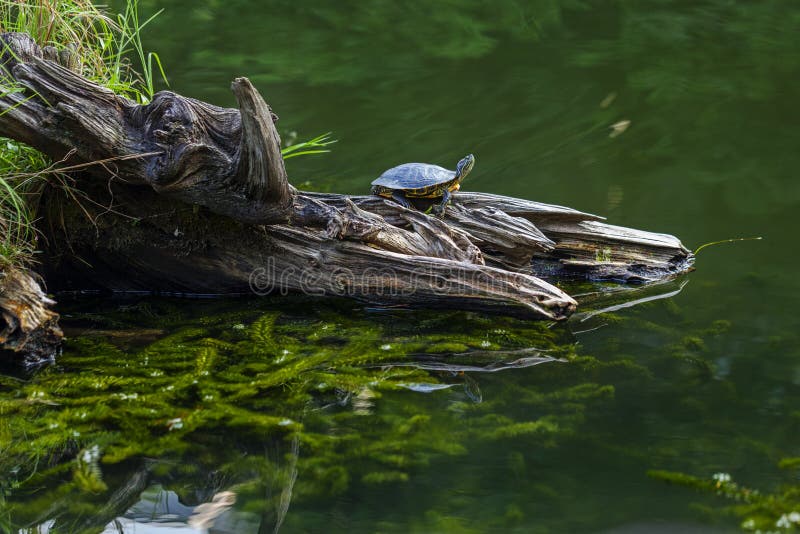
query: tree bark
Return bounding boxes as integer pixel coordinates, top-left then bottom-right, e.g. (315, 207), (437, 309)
(0, 266), (62, 363)
(0, 32), (693, 330)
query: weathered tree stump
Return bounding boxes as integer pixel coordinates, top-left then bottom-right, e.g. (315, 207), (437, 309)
(0, 32), (693, 358)
(0, 266), (62, 363)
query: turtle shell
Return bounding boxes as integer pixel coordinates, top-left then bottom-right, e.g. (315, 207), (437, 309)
(371, 163), (457, 194)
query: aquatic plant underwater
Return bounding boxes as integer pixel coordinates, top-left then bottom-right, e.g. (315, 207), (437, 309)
(650, 468), (800, 532)
(0, 298), (586, 530)
(0, 291), (794, 532)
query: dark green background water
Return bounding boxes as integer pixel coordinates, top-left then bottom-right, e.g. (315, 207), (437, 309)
(2, 1), (800, 532)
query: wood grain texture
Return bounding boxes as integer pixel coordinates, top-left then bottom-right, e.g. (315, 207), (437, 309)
(0, 266), (62, 363)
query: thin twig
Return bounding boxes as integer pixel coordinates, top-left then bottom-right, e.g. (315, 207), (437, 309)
(3, 150), (163, 181)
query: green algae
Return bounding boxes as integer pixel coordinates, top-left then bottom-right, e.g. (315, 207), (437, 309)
(0, 298), (587, 529)
(649, 467), (800, 532)
(0, 294), (797, 532)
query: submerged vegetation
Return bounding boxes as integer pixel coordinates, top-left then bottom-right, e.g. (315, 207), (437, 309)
(650, 467), (800, 532)
(1, 294), (789, 531)
(0, 299), (586, 530)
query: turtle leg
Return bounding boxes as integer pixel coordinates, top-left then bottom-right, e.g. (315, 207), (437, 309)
(431, 189), (452, 217)
(391, 190), (414, 210)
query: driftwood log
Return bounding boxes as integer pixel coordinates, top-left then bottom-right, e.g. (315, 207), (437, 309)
(0, 266), (62, 363)
(0, 32), (693, 359)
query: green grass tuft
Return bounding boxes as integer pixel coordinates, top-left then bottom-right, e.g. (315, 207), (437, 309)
(281, 132), (337, 160)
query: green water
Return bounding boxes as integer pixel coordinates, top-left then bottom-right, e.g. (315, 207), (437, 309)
(3, 0), (800, 532)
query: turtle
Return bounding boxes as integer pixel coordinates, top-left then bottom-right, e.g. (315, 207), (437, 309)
(370, 154), (475, 215)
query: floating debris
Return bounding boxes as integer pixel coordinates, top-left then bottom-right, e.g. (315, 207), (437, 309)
(609, 119), (631, 138)
(396, 382), (457, 393)
(600, 92), (617, 108)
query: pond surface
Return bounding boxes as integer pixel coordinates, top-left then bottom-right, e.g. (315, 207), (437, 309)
(2, 1), (800, 532)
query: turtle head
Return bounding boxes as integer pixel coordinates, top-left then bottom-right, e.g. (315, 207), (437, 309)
(455, 154), (475, 181)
